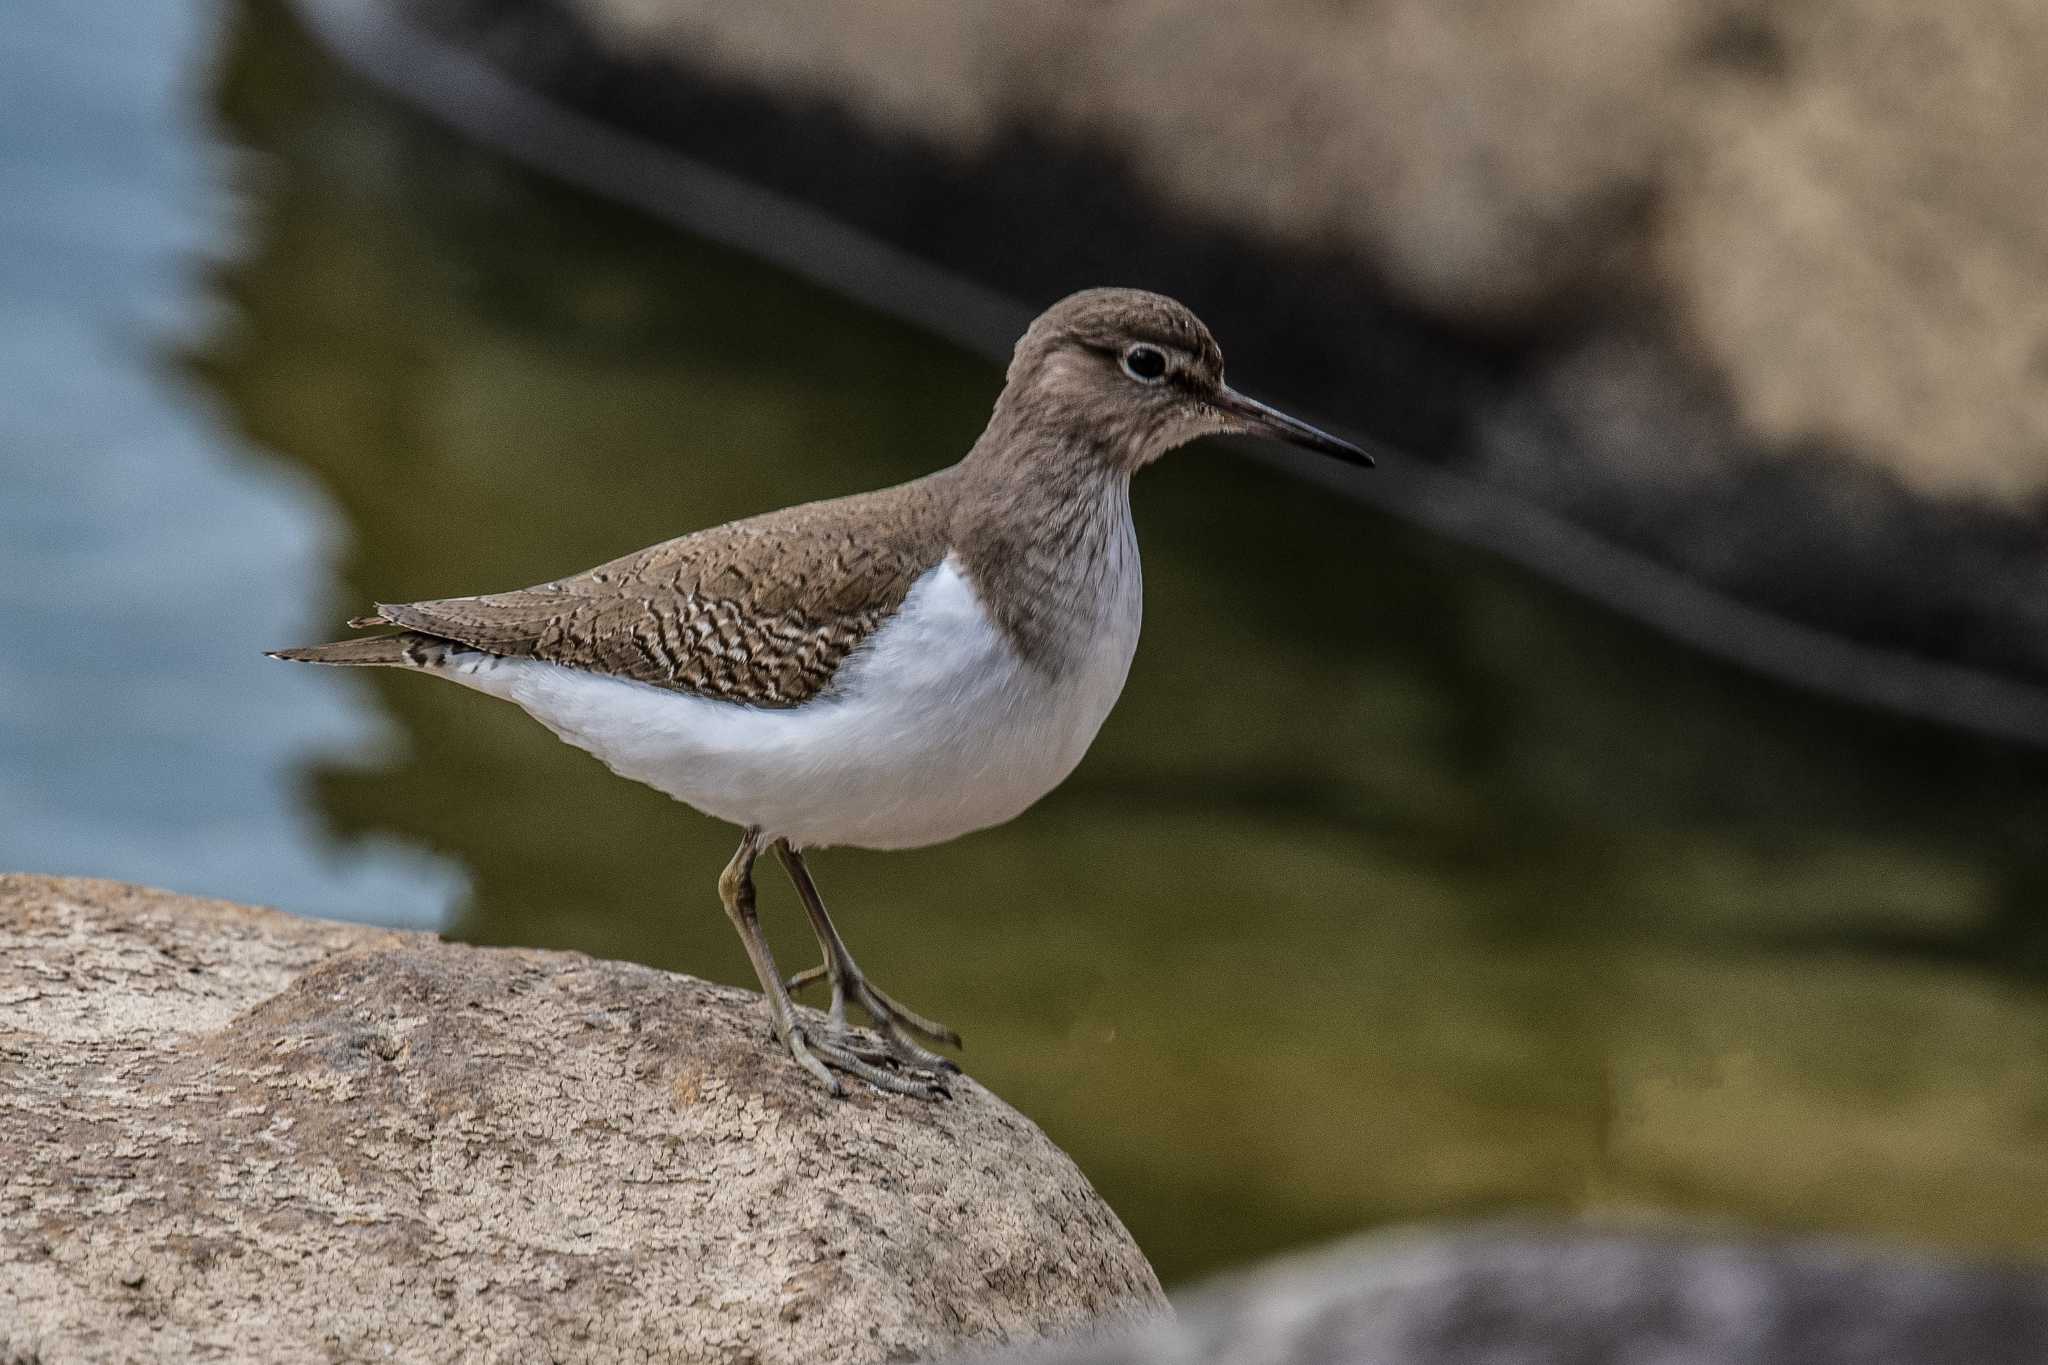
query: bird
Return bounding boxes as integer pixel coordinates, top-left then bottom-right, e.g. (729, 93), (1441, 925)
(271, 287), (1372, 1098)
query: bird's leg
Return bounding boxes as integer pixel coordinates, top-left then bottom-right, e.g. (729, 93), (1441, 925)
(785, 933), (851, 1030)
(717, 828), (941, 1100)
(775, 841), (962, 1074)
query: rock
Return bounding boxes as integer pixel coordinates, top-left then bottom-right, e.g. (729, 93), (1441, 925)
(437, 0), (2048, 503)
(513, 0), (2048, 505)
(979, 1225), (2048, 1365)
(0, 875), (1164, 1364)
(307, 0), (2048, 713)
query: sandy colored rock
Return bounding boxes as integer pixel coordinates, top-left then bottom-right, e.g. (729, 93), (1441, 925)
(0, 875), (1164, 1364)
(547, 0), (2048, 504)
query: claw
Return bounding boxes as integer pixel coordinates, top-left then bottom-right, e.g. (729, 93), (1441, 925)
(857, 979), (963, 1050)
(811, 1035), (948, 1099)
(784, 1027), (844, 1098)
(814, 1027), (895, 1068)
(855, 999), (960, 1073)
(786, 964), (955, 1057)
(775, 1017), (948, 1100)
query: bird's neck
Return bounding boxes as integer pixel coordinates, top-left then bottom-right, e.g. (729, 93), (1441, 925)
(948, 422), (1138, 673)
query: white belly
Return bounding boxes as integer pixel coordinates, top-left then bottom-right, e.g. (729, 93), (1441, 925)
(438, 554), (1142, 850)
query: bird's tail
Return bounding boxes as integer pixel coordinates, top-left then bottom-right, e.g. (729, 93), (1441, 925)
(267, 633), (429, 667)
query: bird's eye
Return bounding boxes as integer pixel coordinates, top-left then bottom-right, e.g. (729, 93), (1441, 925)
(1120, 344), (1169, 384)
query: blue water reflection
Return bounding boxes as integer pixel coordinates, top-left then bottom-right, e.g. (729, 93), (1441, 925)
(0, 0), (461, 925)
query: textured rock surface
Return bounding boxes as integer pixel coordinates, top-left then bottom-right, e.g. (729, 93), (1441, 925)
(980, 1225), (2048, 1365)
(0, 875), (1164, 1363)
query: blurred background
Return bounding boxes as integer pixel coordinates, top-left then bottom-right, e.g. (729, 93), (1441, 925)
(6, 0), (2048, 1287)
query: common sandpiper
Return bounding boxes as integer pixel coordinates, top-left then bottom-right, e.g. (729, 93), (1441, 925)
(273, 287), (1372, 1098)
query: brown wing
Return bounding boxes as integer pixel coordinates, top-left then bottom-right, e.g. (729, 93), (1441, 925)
(359, 474), (956, 708)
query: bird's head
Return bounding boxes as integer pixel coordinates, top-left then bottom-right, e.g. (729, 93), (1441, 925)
(994, 287), (1373, 475)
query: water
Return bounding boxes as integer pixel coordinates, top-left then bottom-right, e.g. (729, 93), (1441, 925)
(7, 0), (2048, 1287)
(0, 0), (460, 925)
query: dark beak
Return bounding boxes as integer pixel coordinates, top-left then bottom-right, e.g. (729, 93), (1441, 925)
(1211, 385), (1375, 468)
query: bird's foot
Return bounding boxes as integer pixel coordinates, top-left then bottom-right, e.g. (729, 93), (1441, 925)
(782, 1021), (951, 1100)
(786, 964), (962, 1075)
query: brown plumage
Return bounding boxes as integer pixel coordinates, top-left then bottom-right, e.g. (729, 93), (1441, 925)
(286, 472), (958, 707)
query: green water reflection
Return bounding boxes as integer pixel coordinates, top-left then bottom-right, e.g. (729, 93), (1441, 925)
(203, 0), (2048, 1283)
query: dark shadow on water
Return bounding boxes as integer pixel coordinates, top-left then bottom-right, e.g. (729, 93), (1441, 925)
(193, 0), (2048, 1284)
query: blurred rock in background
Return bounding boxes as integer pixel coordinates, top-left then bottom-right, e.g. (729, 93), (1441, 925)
(976, 1224), (2048, 1365)
(343, 0), (2048, 706)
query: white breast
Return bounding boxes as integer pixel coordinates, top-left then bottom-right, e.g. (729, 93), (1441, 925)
(438, 548), (1142, 850)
